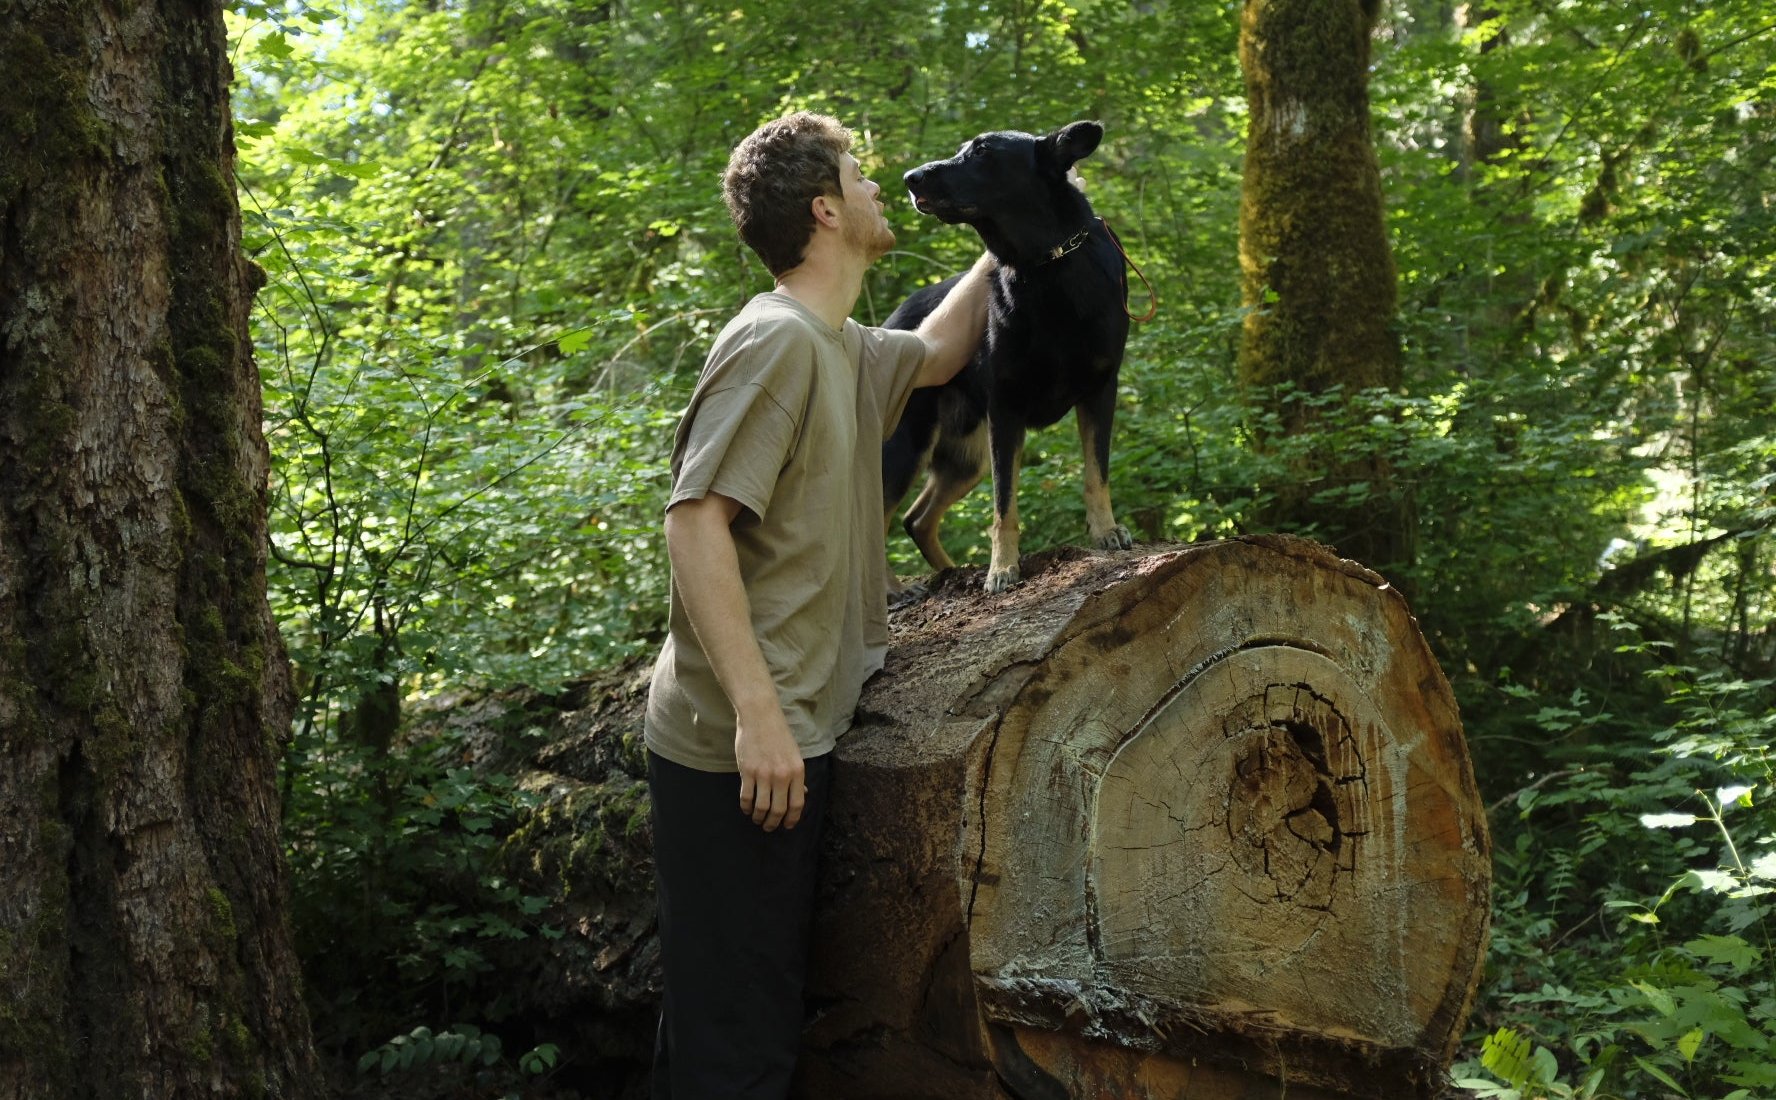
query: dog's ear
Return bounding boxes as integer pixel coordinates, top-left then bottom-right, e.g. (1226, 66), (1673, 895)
(1037, 120), (1104, 172)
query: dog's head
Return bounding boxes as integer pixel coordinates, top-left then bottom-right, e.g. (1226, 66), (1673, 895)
(904, 121), (1102, 224)
(903, 121), (1103, 263)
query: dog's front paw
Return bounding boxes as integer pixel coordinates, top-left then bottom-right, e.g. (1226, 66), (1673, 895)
(1093, 524), (1134, 551)
(984, 565), (1021, 594)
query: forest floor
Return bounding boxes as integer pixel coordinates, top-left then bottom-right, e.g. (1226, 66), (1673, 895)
(325, 1054), (636, 1100)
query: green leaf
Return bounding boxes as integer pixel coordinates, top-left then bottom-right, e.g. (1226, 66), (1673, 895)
(1482, 1028), (1535, 1085)
(1676, 1027), (1704, 1063)
(558, 329), (593, 355)
(1688, 868), (1741, 894)
(1632, 980), (1676, 1016)
(1685, 933), (1761, 973)
(1724, 1058), (1776, 1086)
(259, 31), (294, 59)
(1716, 784), (1754, 810)
(1530, 1044), (1559, 1084)
(1632, 1055), (1688, 1094)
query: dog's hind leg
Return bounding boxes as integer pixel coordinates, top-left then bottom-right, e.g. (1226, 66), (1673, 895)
(1078, 380), (1133, 551)
(984, 416), (1028, 594)
(884, 389), (943, 598)
(904, 476), (965, 571)
(904, 421), (986, 571)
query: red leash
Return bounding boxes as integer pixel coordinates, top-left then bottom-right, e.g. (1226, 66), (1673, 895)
(1100, 216), (1158, 323)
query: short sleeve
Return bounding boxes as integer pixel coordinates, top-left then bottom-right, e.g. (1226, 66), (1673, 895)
(668, 316), (815, 521)
(669, 384), (799, 521)
(854, 325), (929, 441)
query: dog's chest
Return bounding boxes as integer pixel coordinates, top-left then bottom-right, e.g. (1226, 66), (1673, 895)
(989, 280), (1123, 374)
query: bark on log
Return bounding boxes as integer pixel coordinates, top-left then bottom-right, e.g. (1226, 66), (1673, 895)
(798, 537), (1489, 1099)
(490, 538), (1489, 1099)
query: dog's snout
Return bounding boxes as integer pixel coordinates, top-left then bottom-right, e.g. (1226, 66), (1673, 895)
(903, 166), (927, 190)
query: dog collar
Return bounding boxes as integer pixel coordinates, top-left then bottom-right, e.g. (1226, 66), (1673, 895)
(1038, 219), (1098, 264)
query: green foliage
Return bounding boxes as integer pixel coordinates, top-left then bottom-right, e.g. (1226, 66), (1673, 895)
(1460, 1025), (1601, 1099)
(1456, 617), (1776, 1098)
(357, 1024), (504, 1076)
(356, 1022), (561, 1093)
(286, 724), (564, 1046)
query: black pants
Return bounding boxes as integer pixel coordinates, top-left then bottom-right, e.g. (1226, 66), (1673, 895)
(647, 749), (831, 1100)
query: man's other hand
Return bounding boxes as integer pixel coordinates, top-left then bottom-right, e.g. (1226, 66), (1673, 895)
(736, 708), (806, 831)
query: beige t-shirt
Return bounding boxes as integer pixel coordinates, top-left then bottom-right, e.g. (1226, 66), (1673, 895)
(644, 291), (928, 772)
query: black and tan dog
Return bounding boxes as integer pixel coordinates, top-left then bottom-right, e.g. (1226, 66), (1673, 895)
(883, 120), (1133, 595)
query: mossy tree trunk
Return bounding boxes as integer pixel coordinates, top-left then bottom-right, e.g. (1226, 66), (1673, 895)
(0, 1), (321, 1096)
(1237, 0), (1413, 574)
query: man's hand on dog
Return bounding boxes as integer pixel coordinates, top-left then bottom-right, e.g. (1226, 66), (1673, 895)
(736, 704), (806, 831)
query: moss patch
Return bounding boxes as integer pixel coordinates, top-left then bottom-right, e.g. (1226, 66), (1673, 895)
(1237, 0), (1399, 400)
(502, 776), (654, 896)
(0, 8), (111, 207)
(207, 886), (238, 942)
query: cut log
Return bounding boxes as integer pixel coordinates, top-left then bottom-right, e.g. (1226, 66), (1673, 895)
(797, 536), (1490, 1100)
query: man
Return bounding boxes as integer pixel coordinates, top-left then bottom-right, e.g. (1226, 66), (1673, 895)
(642, 112), (994, 1099)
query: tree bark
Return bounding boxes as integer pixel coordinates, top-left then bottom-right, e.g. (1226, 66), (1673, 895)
(1237, 0), (1414, 574)
(492, 541), (1490, 1099)
(0, 1), (321, 1095)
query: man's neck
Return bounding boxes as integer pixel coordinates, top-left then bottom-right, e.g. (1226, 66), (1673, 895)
(773, 247), (866, 331)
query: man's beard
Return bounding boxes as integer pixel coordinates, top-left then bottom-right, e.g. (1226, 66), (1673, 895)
(845, 210), (895, 261)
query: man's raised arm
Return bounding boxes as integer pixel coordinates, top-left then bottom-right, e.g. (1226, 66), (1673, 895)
(911, 252), (996, 388)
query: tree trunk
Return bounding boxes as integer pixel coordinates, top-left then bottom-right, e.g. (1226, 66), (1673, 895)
(492, 541), (1490, 1099)
(0, 1), (321, 1095)
(1237, 0), (1414, 574)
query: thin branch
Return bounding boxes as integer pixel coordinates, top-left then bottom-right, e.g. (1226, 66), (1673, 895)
(1487, 768), (1582, 816)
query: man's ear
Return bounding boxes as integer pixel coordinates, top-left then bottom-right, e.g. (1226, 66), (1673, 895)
(1037, 120), (1104, 172)
(811, 194), (841, 228)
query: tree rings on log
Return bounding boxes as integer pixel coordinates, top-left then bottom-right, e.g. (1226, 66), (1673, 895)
(799, 537), (1490, 1100)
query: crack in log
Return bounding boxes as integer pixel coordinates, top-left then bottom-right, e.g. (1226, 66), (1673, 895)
(953, 657), (1043, 720)
(1125, 638), (1337, 762)
(965, 712), (1010, 928)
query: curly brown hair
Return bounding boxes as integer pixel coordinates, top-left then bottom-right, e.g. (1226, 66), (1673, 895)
(721, 112), (852, 277)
